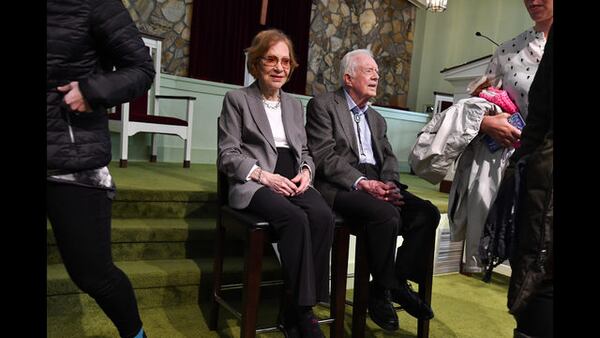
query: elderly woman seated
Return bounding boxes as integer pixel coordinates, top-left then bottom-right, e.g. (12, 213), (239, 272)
(217, 29), (334, 338)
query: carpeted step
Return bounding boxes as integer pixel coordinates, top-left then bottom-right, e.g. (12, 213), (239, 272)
(46, 162), (485, 338)
(46, 299), (350, 338)
(47, 300), (291, 338)
(47, 257), (283, 317)
(47, 218), (247, 264)
(112, 189), (218, 218)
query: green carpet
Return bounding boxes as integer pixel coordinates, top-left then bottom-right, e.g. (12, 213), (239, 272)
(47, 273), (514, 337)
(397, 173), (448, 213)
(48, 161), (512, 337)
(109, 161), (217, 192)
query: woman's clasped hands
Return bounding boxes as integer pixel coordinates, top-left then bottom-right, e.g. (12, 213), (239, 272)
(260, 168), (311, 197)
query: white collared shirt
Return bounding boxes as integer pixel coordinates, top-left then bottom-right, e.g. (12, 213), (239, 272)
(343, 90), (376, 165)
(343, 89), (377, 190)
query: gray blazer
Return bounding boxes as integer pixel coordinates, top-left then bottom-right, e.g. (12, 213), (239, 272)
(305, 88), (403, 206)
(218, 82), (315, 209)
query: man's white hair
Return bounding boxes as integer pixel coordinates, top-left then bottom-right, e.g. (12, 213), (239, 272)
(339, 49), (374, 86)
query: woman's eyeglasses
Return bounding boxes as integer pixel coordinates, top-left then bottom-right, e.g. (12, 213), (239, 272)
(260, 56), (291, 68)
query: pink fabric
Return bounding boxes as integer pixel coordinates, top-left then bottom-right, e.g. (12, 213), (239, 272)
(478, 87), (518, 114)
(478, 87), (522, 150)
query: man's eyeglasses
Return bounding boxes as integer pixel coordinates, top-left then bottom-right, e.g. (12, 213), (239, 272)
(260, 56), (291, 68)
(361, 67), (379, 76)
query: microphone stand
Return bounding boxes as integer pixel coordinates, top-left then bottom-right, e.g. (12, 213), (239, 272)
(475, 31), (499, 46)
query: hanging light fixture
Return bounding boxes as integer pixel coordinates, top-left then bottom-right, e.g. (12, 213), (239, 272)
(427, 0), (447, 12)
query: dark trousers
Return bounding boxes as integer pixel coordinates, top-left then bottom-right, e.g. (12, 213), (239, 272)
(245, 147), (335, 306)
(333, 165), (440, 290)
(47, 182), (142, 338)
(247, 187), (334, 306)
(514, 284), (553, 338)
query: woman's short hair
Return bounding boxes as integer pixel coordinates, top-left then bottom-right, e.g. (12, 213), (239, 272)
(339, 49), (374, 86)
(246, 29), (299, 81)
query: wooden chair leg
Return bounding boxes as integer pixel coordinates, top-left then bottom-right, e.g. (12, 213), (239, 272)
(150, 134), (158, 162)
(417, 233), (436, 338)
(120, 103), (130, 168)
(183, 100), (193, 168)
(240, 229), (265, 338)
(351, 233), (370, 338)
(208, 223), (225, 330)
(331, 226), (350, 338)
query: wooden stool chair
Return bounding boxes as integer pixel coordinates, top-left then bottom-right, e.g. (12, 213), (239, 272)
(336, 218), (435, 338)
(209, 171), (348, 338)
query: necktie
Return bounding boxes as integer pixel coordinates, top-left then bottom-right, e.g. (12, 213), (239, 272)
(351, 106), (366, 156)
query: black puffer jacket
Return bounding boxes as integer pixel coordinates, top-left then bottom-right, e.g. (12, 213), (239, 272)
(505, 26), (553, 316)
(47, 0), (155, 174)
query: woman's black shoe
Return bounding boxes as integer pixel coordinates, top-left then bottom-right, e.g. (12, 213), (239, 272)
(296, 310), (325, 338)
(278, 323), (301, 338)
(278, 304), (300, 338)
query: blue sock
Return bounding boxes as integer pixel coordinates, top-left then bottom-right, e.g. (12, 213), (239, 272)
(133, 328), (144, 338)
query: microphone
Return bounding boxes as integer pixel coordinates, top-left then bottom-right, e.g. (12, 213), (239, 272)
(475, 31), (499, 46)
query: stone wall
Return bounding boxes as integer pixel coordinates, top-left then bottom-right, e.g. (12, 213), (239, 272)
(124, 0), (192, 77)
(307, 0), (415, 107)
(121, 0), (415, 102)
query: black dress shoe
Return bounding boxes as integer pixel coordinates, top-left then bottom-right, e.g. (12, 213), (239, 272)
(367, 283), (399, 331)
(278, 305), (301, 338)
(279, 324), (301, 338)
(296, 309), (325, 338)
(391, 281), (434, 320)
